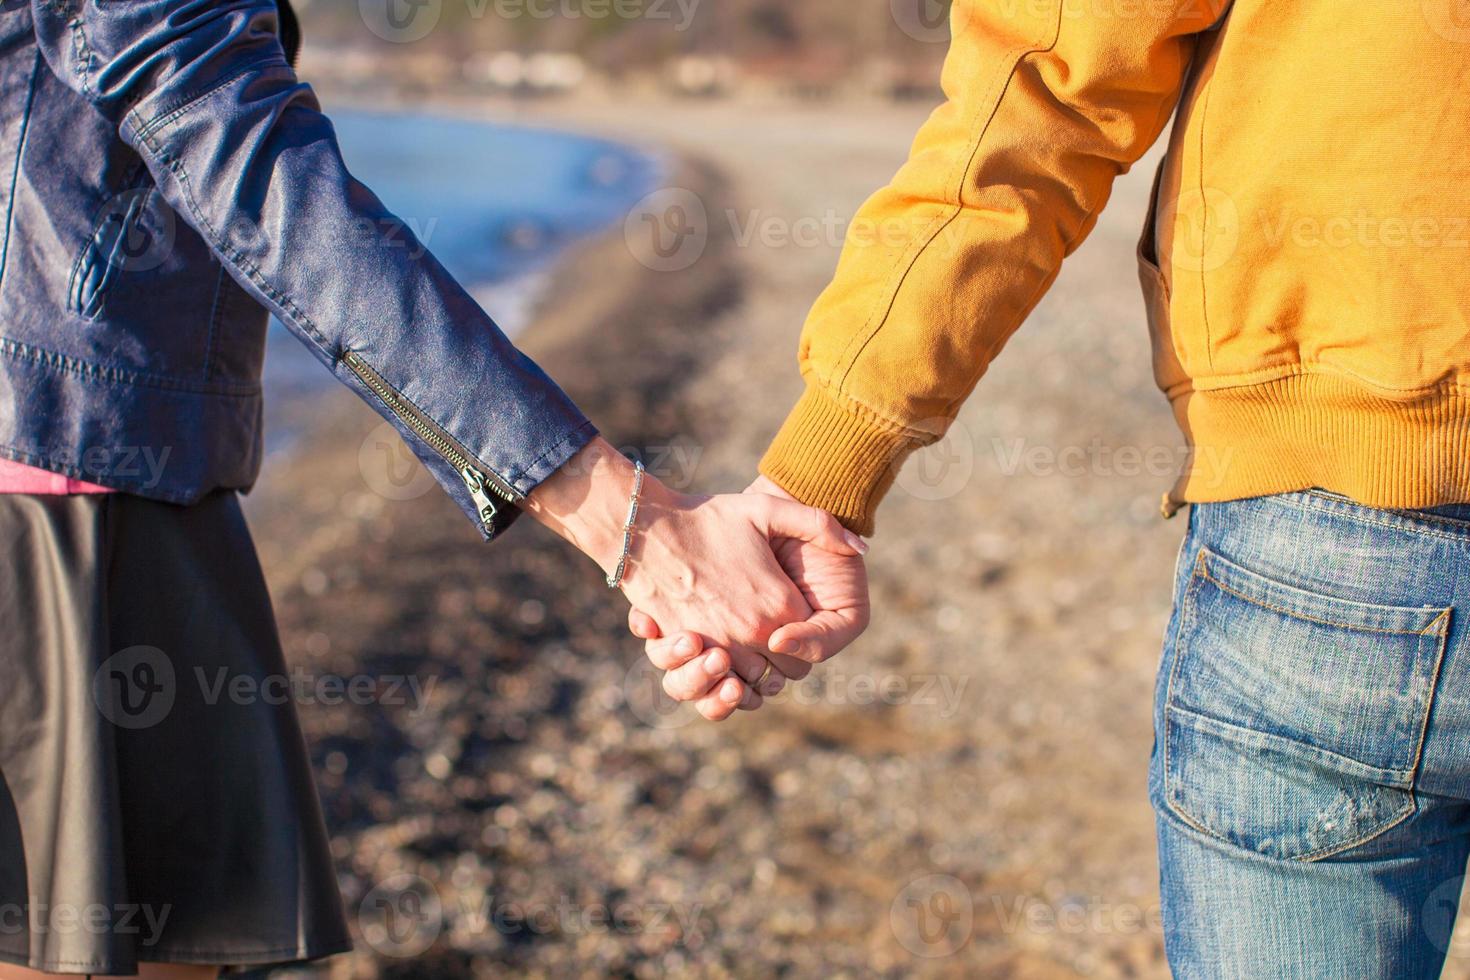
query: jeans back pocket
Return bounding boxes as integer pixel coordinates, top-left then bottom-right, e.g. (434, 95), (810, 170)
(1161, 547), (1451, 861)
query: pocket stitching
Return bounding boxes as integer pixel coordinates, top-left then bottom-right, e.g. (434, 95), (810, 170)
(1158, 557), (1206, 840)
(1295, 795), (1417, 863)
(1161, 550), (1450, 863)
(1163, 780), (1415, 864)
(1163, 705), (1419, 863)
(1166, 702), (1412, 786)
(1197, 548), (1450, 636)
(1403, 605), (1452, 792)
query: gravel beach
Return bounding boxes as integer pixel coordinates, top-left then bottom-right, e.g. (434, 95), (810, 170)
(241, 97), (1470, 979)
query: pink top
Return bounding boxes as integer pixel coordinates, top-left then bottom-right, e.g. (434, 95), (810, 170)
(0, 459), (114, 494)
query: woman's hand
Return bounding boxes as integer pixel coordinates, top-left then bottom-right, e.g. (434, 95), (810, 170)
(524, 438), (865, 720)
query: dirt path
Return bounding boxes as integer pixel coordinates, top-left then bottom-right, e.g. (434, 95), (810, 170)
(244, 96), (1381, 978)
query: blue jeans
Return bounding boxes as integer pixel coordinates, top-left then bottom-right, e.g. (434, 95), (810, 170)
(1151, 490), (1470, 977)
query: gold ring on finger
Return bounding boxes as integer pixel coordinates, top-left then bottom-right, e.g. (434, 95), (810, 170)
(752, 658), (775, 694)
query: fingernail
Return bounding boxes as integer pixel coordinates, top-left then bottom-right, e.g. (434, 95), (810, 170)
(704, 650), (726, 672)
(772, 639), (798, 656)
(721, 679), (742, 703)
(675, 636), (695, 657)
(844, 531), (869, 555)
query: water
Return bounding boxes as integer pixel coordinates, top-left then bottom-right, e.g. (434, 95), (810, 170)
(261, 109), (661, 441)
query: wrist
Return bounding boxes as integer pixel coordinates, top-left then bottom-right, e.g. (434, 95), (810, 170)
(525, 437), (646, 574)
(744, 473), (797, 500)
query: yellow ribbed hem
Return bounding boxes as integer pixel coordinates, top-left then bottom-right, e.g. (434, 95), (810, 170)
(759, 383), (921, 536)
(1168, 374), (1470, 515)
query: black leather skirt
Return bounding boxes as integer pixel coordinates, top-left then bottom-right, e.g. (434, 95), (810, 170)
(0, 491), (351, 975)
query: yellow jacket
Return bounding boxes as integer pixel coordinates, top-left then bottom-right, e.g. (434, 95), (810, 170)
(761, 0), (1470, 534)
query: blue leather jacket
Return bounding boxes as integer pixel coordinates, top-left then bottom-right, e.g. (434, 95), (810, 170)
(0, 0), (596, 538)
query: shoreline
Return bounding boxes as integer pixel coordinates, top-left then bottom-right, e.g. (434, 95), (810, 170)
(256, 104), (668, 460)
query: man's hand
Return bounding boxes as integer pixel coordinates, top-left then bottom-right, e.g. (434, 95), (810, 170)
(628, 475), (871, 719)
(748, 475), (871, 664)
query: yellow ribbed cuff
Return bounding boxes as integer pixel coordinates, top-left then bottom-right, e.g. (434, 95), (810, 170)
(758, 383), (920, 536)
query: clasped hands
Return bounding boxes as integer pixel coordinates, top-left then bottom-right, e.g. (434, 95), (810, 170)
(623, 472), (870, 721)
(525, 437), (871, 721)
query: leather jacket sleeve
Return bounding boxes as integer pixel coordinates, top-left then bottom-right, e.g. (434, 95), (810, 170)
(30, 0), (597, 538)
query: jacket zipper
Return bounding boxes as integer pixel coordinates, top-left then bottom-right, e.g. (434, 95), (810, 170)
(342, 350), (521, 533)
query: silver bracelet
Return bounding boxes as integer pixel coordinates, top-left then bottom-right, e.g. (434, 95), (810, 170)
(605, 460), (645, 589)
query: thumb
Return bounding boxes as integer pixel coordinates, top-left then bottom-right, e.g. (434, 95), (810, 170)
(755, 497), (868, 557)
(769, 609), (866, 664)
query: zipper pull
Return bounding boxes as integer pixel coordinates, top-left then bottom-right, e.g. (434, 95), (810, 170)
(461, 466), (499, 530)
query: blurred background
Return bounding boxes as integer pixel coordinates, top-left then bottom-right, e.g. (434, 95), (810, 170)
(235, 1), (1470, 977)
